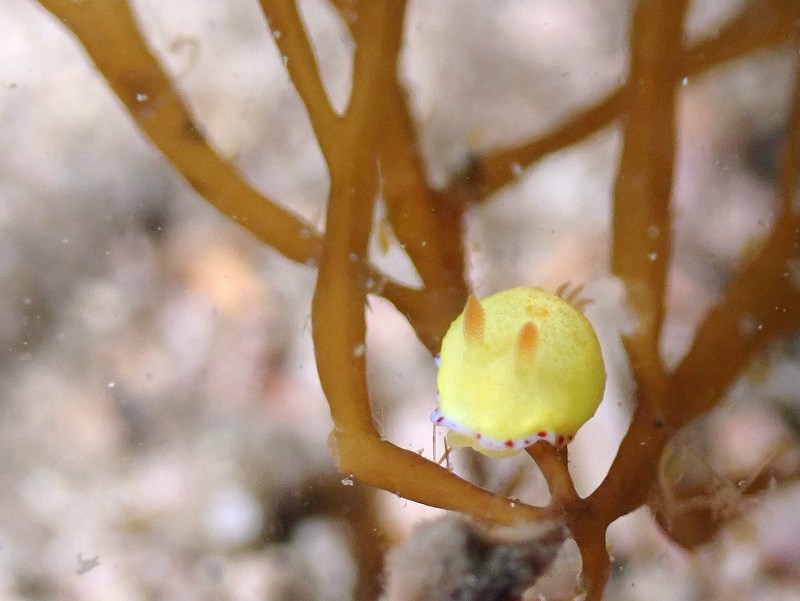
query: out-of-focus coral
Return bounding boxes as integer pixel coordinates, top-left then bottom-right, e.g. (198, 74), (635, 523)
(381, 516), (565, 601)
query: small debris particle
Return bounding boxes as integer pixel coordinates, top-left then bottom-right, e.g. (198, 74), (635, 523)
(75, 554), (100, 575)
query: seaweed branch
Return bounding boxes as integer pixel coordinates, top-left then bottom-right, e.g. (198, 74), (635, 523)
(308, 0), (544, 526)
(257, 0), (340, 155)
(610, 0), (687, 387)
(32, 0), (800, 599)
(671, 58), (800, 427)
(36, 0), (322, 265)
(329, 1), (469, 325)
(458, 0), (800, 203)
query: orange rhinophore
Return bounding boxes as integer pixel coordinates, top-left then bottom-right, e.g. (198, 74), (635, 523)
(515, 321), (539, 372)
(463, 294), (486, 345)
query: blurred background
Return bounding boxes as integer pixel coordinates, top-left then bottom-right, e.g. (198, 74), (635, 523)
(1, 0), (799, 599)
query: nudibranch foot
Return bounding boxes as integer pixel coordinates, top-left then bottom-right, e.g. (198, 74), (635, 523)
(431, 408), (574, 456)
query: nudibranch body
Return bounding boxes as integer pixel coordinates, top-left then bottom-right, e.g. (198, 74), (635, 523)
(432, 287), (605, 457)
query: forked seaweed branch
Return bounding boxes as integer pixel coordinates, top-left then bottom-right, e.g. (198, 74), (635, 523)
(36, 1), (800, 599)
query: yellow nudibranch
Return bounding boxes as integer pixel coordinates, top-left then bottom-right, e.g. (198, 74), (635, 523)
(432, 287), (606, 457)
